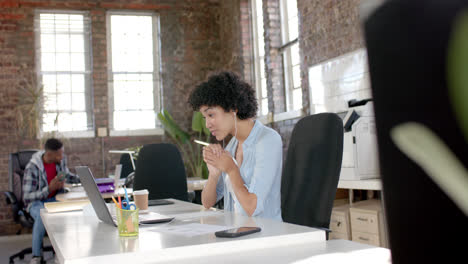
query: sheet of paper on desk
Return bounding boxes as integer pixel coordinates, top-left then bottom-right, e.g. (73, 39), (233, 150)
(150, 223), (232, 237)
(167, 210), (223, 220)
(44, 200), (90, 213)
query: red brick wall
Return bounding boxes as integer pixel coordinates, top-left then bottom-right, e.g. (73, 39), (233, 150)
(0, 0), (243, 236)
(272, 0), (365, 150)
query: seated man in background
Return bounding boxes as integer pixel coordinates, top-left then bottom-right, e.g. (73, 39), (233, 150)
(23, 138), (80, 264)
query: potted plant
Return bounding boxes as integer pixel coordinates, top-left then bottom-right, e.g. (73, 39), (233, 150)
(157, 110), (211, 179)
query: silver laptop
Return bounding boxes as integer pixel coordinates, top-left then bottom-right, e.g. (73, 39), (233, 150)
(76, 166), (174, 226)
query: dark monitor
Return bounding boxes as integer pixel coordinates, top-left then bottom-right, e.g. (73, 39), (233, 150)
(364, 0), (468, 263)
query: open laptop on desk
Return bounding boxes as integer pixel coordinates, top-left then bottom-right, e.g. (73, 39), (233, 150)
(76, 166), (174, 226)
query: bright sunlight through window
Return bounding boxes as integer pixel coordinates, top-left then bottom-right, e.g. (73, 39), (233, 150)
(108, 13), (161, 132)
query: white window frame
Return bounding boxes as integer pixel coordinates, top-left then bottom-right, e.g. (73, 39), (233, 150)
(35, 10), (95, 138)
(106, 11), (163, 136)
(251, 0), (269, 118)
(279, 0), (304, 119)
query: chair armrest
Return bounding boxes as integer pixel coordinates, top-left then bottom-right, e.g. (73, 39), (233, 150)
(4, 191), (18, 205)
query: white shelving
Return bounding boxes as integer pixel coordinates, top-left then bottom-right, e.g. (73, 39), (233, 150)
(338, 179), (382, 191)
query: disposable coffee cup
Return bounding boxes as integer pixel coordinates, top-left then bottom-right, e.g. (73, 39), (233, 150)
(133, 189), (149, 211)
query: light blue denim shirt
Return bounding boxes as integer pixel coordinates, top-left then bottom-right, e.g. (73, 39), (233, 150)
(215, 120), (283, 221)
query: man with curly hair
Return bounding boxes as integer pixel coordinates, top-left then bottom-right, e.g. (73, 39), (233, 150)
(188, 71), (282, 220)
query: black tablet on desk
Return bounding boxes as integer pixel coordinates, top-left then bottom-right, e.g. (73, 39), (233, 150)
(148, 199), (174, 206)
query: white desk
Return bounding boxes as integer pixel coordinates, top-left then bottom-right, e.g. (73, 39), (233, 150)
(41, 199), (326, 263)
(41, 199), (390, 264)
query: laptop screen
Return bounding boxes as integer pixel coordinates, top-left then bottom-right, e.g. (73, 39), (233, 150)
(76, 166), (116, 226)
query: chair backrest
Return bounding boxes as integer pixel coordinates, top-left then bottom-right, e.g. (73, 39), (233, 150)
(281, 113), (343, 229)
(133, 143), (188, 201)
(364, 0), (468, 262)
(8, 150), (39, 203)
(6, 150), (38, 226)
(119, 153), (134, 179)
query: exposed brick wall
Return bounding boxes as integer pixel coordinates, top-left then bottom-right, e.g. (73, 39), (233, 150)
(297, 0), (365, 115)
(263, 0), (285, 114)
(270, 0), (364, 151)
(0, 0), (241, 236)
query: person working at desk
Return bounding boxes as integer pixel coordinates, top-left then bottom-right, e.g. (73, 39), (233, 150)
(188, 71), (283, 220)
(23, 138), (80, 264)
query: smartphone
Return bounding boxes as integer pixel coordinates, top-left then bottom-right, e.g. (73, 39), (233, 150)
(57, 171), (66, 182)
(215, 227), (261, 238)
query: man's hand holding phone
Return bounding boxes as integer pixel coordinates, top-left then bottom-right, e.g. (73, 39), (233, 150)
(49, 172), (65, 193)
(57, 171), (66, 182)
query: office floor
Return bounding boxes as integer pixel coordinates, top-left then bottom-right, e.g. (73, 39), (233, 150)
(0, 234), (55, 263)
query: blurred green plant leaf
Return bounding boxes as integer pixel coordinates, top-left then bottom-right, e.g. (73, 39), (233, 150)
(448, 9), (468, 143)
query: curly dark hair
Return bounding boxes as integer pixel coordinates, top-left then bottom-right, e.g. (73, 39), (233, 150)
(188, 71), (258, 120)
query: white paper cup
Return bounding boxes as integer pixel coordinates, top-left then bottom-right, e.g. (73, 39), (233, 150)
(133, 189), (149, 210)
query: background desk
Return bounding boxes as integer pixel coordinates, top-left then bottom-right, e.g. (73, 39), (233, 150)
(41, 199), (327, 263)
(56, 186), (132, 201)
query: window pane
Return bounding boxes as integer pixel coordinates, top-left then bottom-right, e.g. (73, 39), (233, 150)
(43, 113), (58, 132)
(56, 75), (71, 93)
(288, 17), (299, 41)
(69, 15), (84, 33)
(70, 35), (84, 52)
(292, 65), (301, 88)
(57, 93), (71, 111)
(261, 98), (268, 116)
(260, 59), (265, 78)
(287, 0), (298, 19)
(114, 110), (155, 130)
(293, 88), (302, 110)
(291, 43), (300, 66)
(113, 74), (154, 111)
(111, 15), (154, 72)
(71, 93), (85, 111)
(71, 74), (85, 93)
(41, 53), (55, 71)
(44, 94), (57, 111)
(42, 75), (56, 94)
(72, 112), (87, 130)
(55, 34), (70, 52)
(56, 53), (70, 71)
(70, 53), (85, 71)
(38, 12), (91, 133)
(261, 78), (267, 98)
(41, 34), (55, 52)
(57, 113), (72, 131)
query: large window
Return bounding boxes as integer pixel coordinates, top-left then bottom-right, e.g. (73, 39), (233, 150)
(107, 12), (162, 135)
(251, 0), (268, 116)
(36, 11), (93, 137)
(280, 0), (302, 112)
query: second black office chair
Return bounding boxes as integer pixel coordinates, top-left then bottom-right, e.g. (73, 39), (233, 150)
(281, 113), (343, 237)
(133, 143), (189, 201)
(3, 150), (55, 264)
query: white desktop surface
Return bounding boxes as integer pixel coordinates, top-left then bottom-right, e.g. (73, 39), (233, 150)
(41, 199), (326, 264)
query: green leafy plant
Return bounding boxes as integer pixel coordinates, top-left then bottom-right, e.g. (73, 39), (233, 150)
(16, 64), (45, 139)
(157, 110), (211, 179)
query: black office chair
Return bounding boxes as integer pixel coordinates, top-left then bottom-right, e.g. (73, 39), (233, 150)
(133, 143), (189, 201)
(119, 153), (134, 179)
(365, 0), (468, 262)
(3, 150), (54, 264)
(281, 113), (343, 238)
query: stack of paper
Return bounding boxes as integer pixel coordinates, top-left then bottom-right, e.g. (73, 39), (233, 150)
(44, 200), (90, 213)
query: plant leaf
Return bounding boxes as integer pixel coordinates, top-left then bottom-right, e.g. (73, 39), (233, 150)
(192, 111), (204, 133)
